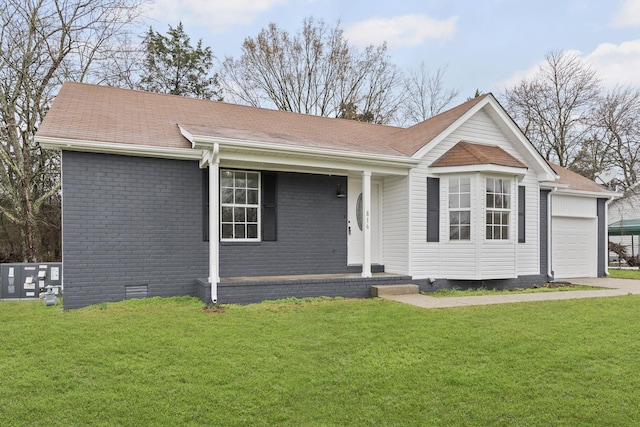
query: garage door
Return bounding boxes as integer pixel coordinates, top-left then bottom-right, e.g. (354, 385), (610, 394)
(552, 217), (597, 278)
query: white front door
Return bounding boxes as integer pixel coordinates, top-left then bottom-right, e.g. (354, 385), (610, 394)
(347, 176), (381, 265)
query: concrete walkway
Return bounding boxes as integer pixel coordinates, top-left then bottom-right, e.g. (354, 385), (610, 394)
(381, 277), (640, 309)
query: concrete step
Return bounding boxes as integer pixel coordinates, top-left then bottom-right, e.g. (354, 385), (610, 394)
(371, 284), (419, 297)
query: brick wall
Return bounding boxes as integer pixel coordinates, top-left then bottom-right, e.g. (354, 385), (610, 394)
(219, 172), (348, 277)
(62, 152), (208, 309)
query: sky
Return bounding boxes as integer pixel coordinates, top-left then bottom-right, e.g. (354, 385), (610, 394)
(144, 0), (640, 105)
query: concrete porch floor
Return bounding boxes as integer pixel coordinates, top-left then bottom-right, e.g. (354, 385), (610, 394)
(220, 272), (405, 282)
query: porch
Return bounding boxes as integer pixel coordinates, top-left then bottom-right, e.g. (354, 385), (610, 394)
(195, 272), (413, 305)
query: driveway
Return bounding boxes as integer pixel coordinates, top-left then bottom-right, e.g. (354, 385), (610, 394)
(382, 277), (640, 309)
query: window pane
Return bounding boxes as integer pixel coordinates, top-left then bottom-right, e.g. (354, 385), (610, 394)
(247, 189), (259, 205)
(234, 224), (245, 239)
(486, 226), (492, 240)
(495, 195), (503, 208)
(222, 224), (233, 239)
(234, 207), (246, 222)
(486, 179), (494, 192)
(450, 211), (460, 225)
(247, 224), (258, 238)
(486, 194), (494, 208)
(247, 207), (258, 222)
(449, 194), (459, 209)
(450, 226), (460, 240)
(501, 225), (509, 239)
(220, 171), (233, 187)
(235, 172), (246, 188)
(246, 173), (259, 189)
(460, 178), (470, 192)
(460, 211), (470, 225)
(449, 179), (459, 193)
(461, 194), (470, 208)
(222, 207), (233, 222)
(235, 189), (246, 204)
(460, 225), (471, 240)
(502, 212), (510, 225)
(356, 193), (363, 231)
(221, 188), (234, 204)
(503, 195), (510, 209)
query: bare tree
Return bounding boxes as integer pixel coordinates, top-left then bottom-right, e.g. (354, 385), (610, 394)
(220, 17), (403, 124)
(590, 86), (640, 191)
(502, 50), (601, 168)
(400, 63), (459, 125)
(0, 0), (144, 262)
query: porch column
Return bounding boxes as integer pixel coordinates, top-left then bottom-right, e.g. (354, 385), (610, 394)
(362, 170), (372, 278)
(208, 145), (220, 303)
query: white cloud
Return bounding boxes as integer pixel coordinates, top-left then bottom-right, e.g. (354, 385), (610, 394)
(585, 39), (640, 88)
(344, 14), (458, 48)
(611, 0), (640, 28)
(146, 0), (287, 31)
(496, 43), (640, 92)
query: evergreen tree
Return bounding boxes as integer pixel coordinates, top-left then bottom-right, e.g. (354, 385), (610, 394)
(140, 22), (221, 100)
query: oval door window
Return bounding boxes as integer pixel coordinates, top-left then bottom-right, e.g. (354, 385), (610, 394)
(356, 193), (363, 231)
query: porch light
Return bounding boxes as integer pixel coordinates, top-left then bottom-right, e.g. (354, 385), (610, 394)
(336, 184), (346, 198)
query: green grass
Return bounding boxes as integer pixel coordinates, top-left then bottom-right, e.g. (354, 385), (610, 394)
(2, 295), (640, 426)
(429, 284), (600, 297)
(608, 268), (640, 279)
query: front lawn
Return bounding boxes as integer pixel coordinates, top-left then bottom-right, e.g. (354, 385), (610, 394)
(2, 296), (640, 426)
(608, 268), (640, 280)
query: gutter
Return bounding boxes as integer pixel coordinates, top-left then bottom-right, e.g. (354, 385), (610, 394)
(178, 125), (420, 169)
(36, 136), (202, 160)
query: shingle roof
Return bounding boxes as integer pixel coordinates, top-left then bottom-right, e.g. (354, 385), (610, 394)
(389, 94), (490, 156)
(38, 82), (492, 158)
(38, 82), (406, 157)
(37, 82), (613, 196)
(549, 162), (612, 194)
(431, 141), (527, 169)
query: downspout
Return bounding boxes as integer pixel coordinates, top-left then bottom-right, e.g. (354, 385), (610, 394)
(547, 188), (556, 280)
(209, 143), (220, 304)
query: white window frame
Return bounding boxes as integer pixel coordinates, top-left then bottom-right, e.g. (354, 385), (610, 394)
(220, 170), (261, 241)
(448, 176), (471, 241)
(485, 177), (511, 240)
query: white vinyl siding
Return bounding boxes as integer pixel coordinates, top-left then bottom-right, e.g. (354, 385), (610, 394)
(516, 173), (540, 275)
(552, 194), (597, 218)
(382, 175), (409, 273)
(409, 109), (541, 280)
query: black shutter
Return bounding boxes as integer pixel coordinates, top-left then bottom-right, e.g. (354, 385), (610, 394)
(518, 185), (525, 243)
(427, 177), (440, 242)
(262, 172), (277, 241)
(202, 169), (209, 242)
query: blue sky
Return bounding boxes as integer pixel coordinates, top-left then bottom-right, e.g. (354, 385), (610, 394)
(145, 0), (640, 104)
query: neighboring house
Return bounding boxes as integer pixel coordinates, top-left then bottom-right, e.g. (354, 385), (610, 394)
(608, 184), (640, 262)
(35, 82), (616, 309)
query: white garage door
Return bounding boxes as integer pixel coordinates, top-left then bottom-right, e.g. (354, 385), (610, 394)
(552, 217), (598, 278)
